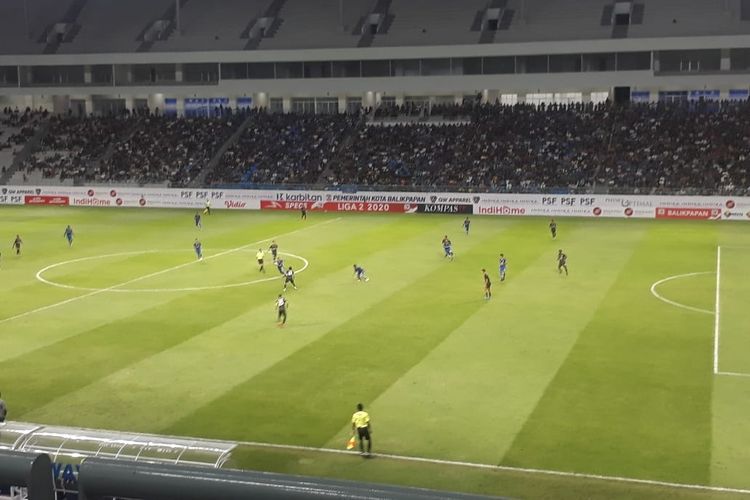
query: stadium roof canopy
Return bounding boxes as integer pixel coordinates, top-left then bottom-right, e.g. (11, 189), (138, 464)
(1, 0), (749, 56)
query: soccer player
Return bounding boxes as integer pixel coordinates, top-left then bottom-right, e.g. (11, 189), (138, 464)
(549, 219), (557, 239)
(275, 294), (288, 327)
(193, 239), (203, 261)
(463, 217), (471, 235)
(0, 391), (6, 423)
(63, 225), (74, 247)
(499, 254), (507, 282)
(557, 249), (568, 276)
(283, 266), (298, 291)
(482, 269), (492, 300)
(275, 257), (285, 275)
(194, 212), (202, 229)
(256, 248), (266, 273)
(269, 240), (279, 261)
(442, 235), (454, 261)
(203, 199), (211, 216)
(301, 206), (307, 220)
(11, 235), (22, 255)
(351, 403), (372, 456)
(353, 264), (369, 282)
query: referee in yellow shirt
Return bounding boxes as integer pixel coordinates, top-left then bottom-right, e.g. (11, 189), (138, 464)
(351, 403), (372, 456)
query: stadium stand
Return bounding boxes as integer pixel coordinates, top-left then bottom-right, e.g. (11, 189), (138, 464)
(0, 108), (46, 181)
(8, 101), (750, 195)
(20, 114), (132, 182)
(208, 110), (360, 185)
(98, 113), (243, 186)
(372, 0), (490, 47)
(1, 0), (747, 54)
(258, 0), (369, 50)
(57, 0), (174, 54)
(150, 0), (272, 52)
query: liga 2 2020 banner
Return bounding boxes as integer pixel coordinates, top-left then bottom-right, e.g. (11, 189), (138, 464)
(1, 185), (749, 221)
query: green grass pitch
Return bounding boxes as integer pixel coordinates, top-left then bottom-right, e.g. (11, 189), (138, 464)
(2, 206), (750, 499)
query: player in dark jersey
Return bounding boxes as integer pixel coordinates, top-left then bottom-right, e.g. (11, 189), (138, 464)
(442, 235), (454, 261)
(269, 241), (279, 260)
(353, 264), (369, 282)
(463, 217), (471, 235)
(283, 266), (298, 291)
(275, 257), (285, 275)
(11, 235), (22, 255)
(482, 269), (492, 300)
(549, 219), (557, 239)
(301, 206), (307, 220)
(498, 254), (507, 282)
(276, 294), (288, 327)
(194, 212), (202, 229)
(557, 249), (568, 276)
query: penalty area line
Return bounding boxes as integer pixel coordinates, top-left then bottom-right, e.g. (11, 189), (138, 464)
(234, 440), (750, 496)
(0, 217), (341, 325)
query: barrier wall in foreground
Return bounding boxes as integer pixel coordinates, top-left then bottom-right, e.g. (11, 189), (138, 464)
(1, 185), (749, 221)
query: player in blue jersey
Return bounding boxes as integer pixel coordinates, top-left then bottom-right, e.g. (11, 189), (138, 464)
(193, 239), (203, 260)
(63, 225), (74, 247)
(275, 257), (285, 275)
(442, 235), (454, 261)
(498, 254), (507, 282)
(353, 264), (369, 282)
(194, 212), (202, 229)
(463, 217), (471, 235)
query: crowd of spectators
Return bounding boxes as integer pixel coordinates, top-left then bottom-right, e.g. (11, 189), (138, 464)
(596, 100), (750, 195)
(0, 107), (46, 175)
(324, 102), (612, 192)
(6, 100), (750, 195)
(23, 115), (131, 181)
(98, 113), (242, 186)
(209, 110), (361, 186)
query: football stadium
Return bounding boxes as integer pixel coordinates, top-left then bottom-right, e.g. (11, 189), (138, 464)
(1, 1), (750, 499)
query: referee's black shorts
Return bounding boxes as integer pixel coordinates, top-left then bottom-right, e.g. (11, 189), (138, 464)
(357, 426), (370, 440)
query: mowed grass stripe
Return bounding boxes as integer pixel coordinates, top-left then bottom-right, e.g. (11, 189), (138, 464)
(0, 213), (350, 408)
(0, 209), (289, 317)
(20, 216), (486, 431)
(163, 217), (512, 444)
(346, 220), (648, 464)
(711, 223), (750, 490)
(502, 221), (717, 484)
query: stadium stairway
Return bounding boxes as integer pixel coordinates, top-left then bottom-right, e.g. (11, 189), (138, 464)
(188, 112), (258, 188)
(0, 121), (51, 185)
(84, 118), (146, 182)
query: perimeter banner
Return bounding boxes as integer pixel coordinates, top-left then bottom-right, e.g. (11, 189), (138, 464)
(1, 186), (749, 221)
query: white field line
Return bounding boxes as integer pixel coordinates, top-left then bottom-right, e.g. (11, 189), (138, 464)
(230, 439), (750, 496)
(714, 246), (722, 374)
(0, 218), (340, 325)
(35, 251), (309, 293)
(649, 272), (714, 315)
(716, 371), (750, 378)
(14, 418), (747, 496)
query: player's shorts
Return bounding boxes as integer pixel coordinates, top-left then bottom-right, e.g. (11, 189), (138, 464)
(258, 259), (264, 264)
(357, 426), (370, 440)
